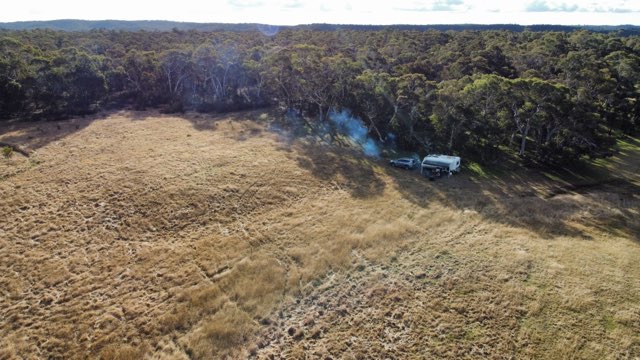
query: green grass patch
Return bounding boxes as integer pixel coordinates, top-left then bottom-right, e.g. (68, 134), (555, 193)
(601, 314), (617, 332)
(2, 146), (13, 158)
(465, 161), (490, 178)
(463, 323), (486, 340)
(541, 171), (563, 182)
(539, 136), (640, 187)
(616, 136), (640, 152)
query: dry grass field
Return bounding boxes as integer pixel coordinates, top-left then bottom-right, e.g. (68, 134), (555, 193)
(1, 110), (639, 359)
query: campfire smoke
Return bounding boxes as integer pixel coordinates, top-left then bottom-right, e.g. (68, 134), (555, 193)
(329, 110), (381, 158)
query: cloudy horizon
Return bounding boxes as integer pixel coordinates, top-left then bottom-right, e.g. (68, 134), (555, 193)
(2, 0), (639, 25)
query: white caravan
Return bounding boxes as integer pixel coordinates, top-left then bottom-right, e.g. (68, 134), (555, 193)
(421, 154), (461, 176)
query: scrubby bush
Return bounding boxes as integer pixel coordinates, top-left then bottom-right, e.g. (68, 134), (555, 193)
(2, 146), (13, 158)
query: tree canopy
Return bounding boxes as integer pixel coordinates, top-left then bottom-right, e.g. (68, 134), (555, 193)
(0, 28), (638, 164)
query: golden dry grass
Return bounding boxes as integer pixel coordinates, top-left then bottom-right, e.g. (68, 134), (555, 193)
(0, 110), (639, 359)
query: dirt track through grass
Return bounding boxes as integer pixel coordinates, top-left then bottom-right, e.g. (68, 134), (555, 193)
(1, 111), (639, 359)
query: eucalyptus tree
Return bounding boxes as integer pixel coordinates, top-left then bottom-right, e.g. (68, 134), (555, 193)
(160, 48), (193, 103)
(390, 73), (437, 149)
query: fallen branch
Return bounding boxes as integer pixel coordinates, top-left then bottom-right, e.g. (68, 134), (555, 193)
(0, 142), (31, 157)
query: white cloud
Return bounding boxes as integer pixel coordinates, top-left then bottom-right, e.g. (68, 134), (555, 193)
(393, 0), (470, 12)
(228, 0), (266, 8)
(524, 0), (640, 13)
(0, 0), (638, 25)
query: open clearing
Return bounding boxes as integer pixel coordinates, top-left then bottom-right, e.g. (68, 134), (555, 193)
(1, 111), (639, 359)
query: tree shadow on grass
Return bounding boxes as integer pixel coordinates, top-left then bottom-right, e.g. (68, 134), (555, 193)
(134, 109), (272, 142)
(385, 155), (640, 242)
(0, 115), (99, 154)
(0, 109), (274, 153)
(278, 128), (639, 242)
(286, 139), (387, 199)
(2, 109), (637, 242)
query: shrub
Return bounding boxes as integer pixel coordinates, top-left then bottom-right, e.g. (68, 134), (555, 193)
(2, 146), (13, 158)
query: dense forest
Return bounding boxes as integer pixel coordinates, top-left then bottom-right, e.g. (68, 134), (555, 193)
(1, 27), (639, 164)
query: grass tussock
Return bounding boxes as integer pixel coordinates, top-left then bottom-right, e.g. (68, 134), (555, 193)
(185, 303), (255, 359)
(99, 343), (150, 360)
(160, 284), (227, 332)
(221, 256), (287, 317)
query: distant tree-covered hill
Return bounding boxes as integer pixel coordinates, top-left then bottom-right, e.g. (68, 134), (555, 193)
(0, 19), (639, 35)
(0, 20), (265, 32)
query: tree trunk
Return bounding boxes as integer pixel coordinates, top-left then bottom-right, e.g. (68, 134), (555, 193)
(318, 103), (324, 122)
(519, 122), (530, 156)
(448, 124), (456, 151)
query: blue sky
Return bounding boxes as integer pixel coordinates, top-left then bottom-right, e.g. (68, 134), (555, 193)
(2, 0), (639, 25)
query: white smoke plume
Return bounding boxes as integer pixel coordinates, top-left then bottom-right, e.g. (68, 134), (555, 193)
(328, 109), (381, 158)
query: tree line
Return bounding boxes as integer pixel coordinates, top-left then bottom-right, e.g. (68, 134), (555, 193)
(2, 20), (639, 34)
(1, 28), (638, 164)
